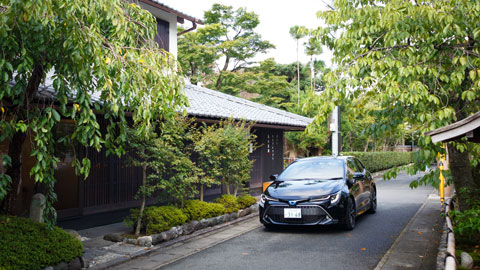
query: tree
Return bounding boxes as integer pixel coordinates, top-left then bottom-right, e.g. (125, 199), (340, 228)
(194, 120), (255, 197)
(0, 0), (186, 224)
(289, 25), (306, 108)
(304, 38), (323, 91)
(125, 127), (163, 236)
(126, 116), (200, 235)
(177, 24), (222, 84)
(178, 4), (274, 89)
(310, 0), (480, 210)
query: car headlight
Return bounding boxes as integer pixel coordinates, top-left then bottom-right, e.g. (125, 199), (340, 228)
(330, 190), (342, 205)
(309, 195), (330, 202)
(260, 194), (278, 207)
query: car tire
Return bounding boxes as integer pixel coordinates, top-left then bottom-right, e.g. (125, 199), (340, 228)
(367, 188), (377, 214)
(343, 197), (356, 230)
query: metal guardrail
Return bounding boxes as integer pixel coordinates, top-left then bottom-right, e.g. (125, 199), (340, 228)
(444, 197), (457, 270)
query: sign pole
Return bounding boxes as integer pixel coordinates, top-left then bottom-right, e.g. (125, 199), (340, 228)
(330, 106), (341, 157)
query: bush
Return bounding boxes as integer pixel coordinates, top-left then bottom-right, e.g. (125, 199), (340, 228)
(182, 200), (225, 221)
(342, 152), (413, 172)
(236, 195), (257, 209)
(215, 194), (240, 213)
(0, 216), (83, 270)
(450, 207), (480, 244)
(124, 206), (188, 235)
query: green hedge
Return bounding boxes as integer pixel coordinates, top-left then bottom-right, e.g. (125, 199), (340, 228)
(125, 195), (258, 235)
(182, 200), (225, 221)
(236, 195), (257, 209)
(124, 206), (189, 235)
(215, 194), (240, 213)
(0, 216), (83, 270)
(342, 152), (413, 172)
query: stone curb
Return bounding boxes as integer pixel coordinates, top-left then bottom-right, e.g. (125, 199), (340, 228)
(442, 197), (458, 270)
(88, 206), (259, 270)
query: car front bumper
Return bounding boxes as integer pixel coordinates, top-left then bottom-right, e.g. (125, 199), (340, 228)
(259, 200), (347, 226)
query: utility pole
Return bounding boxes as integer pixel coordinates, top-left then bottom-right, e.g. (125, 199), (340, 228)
(330, 106), (341, 157)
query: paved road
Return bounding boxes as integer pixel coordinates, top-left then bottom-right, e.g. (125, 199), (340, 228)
(112, 172), (435, 270)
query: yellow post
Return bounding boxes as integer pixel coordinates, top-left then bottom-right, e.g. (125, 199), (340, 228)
(438, 144), (446, 204)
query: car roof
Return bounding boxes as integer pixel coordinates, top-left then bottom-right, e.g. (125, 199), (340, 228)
(294, 156), (354, 162)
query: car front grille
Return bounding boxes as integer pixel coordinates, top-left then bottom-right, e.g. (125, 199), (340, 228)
(265, 205), (327, 224)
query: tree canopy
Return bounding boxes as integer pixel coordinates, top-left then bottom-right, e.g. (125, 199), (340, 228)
(309, 0), (480, 210)
(0, 0), (186, 223)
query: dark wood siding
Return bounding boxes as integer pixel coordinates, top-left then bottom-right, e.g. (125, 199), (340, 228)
(155, 18), (169, 52)
(81, 146), (143, 213)
(249, 128), (284, 192)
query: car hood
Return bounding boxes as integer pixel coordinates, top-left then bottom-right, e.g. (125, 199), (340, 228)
(266, 179), (344, 200)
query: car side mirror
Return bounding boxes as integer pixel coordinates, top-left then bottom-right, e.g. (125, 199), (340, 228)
(270, 174), (278, 181)
(346, 178), (355, 187)
(353, 172), (365, 179)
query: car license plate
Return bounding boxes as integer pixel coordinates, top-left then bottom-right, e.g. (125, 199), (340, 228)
(284, 208), (301, 218)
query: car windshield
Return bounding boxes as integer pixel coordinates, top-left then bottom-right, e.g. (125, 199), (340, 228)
(278, 159), (344, 181)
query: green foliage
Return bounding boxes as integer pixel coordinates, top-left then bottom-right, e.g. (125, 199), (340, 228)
(0, 216), (83, 269)
(236, 195), (257, 209)
(194, 119), (256, 195)
(127, 116), (200, 208)
(450, 206), (480, 244)
(182, 200), (225, 221)
(342, 152), (413, 173)
(309, 0), (480, 197)
(124, 206), (188, 235)
(145, 206), (188, 235)
(215, 194), (240, 213)
(0, 0), (185, 225)
(178, 3), (274, 90)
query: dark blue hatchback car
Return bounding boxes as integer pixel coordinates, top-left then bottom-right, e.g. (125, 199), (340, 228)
(259, 156), (376, 230)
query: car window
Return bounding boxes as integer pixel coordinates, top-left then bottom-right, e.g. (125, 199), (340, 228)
(346, 159), (356, 178)
(353, 158), (365, 172)
(278, 159), (344, 180)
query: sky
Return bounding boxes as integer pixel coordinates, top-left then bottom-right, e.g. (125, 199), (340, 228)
(159, 0), (333, 67)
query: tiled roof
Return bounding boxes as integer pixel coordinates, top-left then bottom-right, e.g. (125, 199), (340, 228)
(184, 84), (312, 129)
(30, 75), (311, 129)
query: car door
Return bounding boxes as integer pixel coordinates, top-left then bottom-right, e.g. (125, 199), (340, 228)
(353, 158), (371, 210)
(346, 159), (364, 212)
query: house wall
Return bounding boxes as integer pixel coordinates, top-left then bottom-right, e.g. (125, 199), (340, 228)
(137, 2), (178, 57)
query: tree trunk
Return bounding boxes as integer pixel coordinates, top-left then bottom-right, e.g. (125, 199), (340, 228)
(1, 63), (44, 215)
(233, 185), (238, 197)
(199, 184), (204, 201)
(226, 183), (230, 195)
(310, 56), (314, 91)
(448, 143), (477, 211)
(215, 56), (230, 89)
(296, 40), (300, 108)
(363, 139), (369, 152)
(135, 165), (147, 236)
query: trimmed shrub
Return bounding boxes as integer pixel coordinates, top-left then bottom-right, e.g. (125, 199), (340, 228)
(236, 195), (257, 209)
(182, 200), (225, 221)
(124, 206), (189, 235)
(215, 194), (240, 213)
(342, 152), (413, 172)
(0, 216), (83, 270)
(145, 206), (188, 235)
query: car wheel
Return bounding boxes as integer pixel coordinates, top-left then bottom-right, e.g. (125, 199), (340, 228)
(343, 197), (356, 230)
(368, 188), (377, 214)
